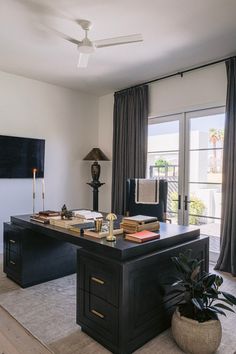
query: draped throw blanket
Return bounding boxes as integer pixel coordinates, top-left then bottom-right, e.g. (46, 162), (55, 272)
(112, 86), (149, 214)
(135, 178), (159, 204)
(215, 57), (236, 276)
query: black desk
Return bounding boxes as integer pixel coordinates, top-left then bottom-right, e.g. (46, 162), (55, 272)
(4, 215), (209, 354)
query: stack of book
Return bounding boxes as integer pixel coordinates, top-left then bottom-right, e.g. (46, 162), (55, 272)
(30, 210), (61, 224)
(72, 210), (103, 220)
(120, 215), (160, 233)
(38, 210), (61, 217)
(125, 230), (160, 243)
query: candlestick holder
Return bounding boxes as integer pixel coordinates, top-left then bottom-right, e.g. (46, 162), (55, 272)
(32, 168), (37, 215)
(33, 192), (36, 214)
(42, 192), (45, 211)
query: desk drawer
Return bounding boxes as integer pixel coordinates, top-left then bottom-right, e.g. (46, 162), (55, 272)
(5, 250), (21, 274)
(4, 225), (21, 255)
(79, 254), (119, 307)
(78, 290), (118, 345)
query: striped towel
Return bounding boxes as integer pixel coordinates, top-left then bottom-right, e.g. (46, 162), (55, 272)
(135, 179), (159, 204)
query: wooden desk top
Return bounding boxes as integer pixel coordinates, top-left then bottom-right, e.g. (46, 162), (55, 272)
(10, 214), (201, 261)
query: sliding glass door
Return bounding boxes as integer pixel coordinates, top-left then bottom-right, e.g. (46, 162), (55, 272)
(184, 108), (225, 256)
(148, 107), (225, 258)
(147, 114), (184, 224)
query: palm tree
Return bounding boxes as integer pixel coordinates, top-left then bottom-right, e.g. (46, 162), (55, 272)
(209, 128), (224, 173)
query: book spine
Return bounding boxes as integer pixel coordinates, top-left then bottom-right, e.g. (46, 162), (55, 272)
(137, 222), (160, 231)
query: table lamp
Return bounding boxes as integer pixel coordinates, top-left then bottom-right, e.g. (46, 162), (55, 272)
(83, 148), (109, 211)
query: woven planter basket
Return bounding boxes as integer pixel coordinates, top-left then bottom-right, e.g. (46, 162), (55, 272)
(172, 309), (222, 354)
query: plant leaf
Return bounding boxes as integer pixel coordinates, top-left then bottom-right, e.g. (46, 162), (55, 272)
(205, 274), (217, 287)
(214, 303), (235, 313)
(221, 292), (236, 305)
(215, 275), (223, 287)
(171, 280), (184, 287)
(217, 298), (235, 306)
(209, 306), (226, 316)
(192, 298), (204, 311)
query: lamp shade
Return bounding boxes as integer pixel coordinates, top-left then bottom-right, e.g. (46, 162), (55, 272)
(83, 148), (109, 161)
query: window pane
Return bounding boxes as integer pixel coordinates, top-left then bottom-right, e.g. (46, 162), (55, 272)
(189, 183), (222, 219)
(147, 152), (179, 179)
(190, 114), (225, 150)
(148, 121), (179, 152)
(189, 150), (223, 183)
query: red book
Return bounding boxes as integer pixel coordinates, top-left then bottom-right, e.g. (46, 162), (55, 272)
(125, 230), (160, 243)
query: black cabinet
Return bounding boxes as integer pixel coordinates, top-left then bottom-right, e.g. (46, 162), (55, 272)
(4, 222), (78, 288)
(77, 236), (209, 354)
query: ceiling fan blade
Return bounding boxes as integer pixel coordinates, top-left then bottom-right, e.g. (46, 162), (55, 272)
(94, 34), (143, 48)
(77, 52), (90, 68)
(48, 28), (81, 45)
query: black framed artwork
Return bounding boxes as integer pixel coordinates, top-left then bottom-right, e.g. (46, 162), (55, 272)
(0, 135), (45, 178)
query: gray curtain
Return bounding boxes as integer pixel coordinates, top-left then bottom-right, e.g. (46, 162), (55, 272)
(112, 85), (149, 214)
(215, 57), (236, 276)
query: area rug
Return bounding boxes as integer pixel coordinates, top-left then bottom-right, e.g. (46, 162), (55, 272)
(0, 261), (235, 354)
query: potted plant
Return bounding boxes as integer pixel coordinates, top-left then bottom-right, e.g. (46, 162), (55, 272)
(170, 250), (236, 354)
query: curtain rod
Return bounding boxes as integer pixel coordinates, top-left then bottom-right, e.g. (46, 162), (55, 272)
(115, 55), (235, 94)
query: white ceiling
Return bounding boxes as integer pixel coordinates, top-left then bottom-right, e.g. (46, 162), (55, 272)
(0, 0), (236, 96)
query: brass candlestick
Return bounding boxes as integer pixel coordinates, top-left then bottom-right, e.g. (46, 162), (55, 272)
(106, 213), (117, 242)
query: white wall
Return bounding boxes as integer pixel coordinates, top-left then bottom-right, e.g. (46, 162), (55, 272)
(0, 71), (98, 252)
(98, 94), (114, 212)
(98, 62), (227, 210)
(149, 63), (227, 117)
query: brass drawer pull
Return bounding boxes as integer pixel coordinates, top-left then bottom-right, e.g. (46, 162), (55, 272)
(91, 309), (105, 319)
(91, 276), (105, 285)
(9, 239), (16, 244)
(10, 261), (16, 265)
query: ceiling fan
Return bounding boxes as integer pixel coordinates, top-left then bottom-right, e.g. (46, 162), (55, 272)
(58, 19), (143, 68)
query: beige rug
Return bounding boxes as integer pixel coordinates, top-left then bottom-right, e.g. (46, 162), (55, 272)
(0, 261), (235, 354)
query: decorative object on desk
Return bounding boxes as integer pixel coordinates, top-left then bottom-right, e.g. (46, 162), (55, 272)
(170, 250), (236, 354)
(61, 204), (73, 220)
(94, 218), (103, 232)
(125, 230), (159, 243)
(106, 213), (117, 242)
(83, 148), (109, 211)
(32, 168), (37, 214)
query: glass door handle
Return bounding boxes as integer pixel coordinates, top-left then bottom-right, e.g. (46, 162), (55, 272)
(173, 195), (181, 210)
(184, 196), (193, 210)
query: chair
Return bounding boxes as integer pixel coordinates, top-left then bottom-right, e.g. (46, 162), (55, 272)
(126, 179), (168, 222)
